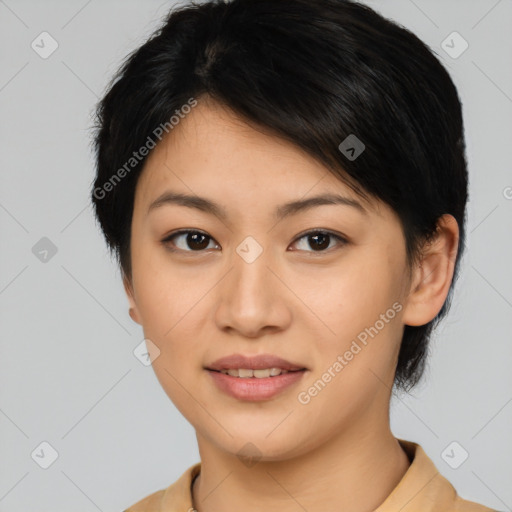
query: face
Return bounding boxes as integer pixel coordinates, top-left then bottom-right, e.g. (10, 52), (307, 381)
(125, 98), (414, 460)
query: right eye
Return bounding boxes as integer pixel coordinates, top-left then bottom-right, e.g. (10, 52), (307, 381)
(161, 229), (220, 253)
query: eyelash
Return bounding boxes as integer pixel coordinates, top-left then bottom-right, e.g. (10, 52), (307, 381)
(161, 229), (348, 255)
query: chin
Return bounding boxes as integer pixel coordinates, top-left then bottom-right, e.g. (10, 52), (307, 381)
(209, 427), (311, 463)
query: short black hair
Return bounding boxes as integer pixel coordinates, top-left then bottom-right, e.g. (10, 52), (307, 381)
(91, 0), (468, 391)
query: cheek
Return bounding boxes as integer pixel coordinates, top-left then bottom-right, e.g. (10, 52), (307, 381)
(293, 268), (403, 422)
(301, 255), (403, 336)
(130, 241), (201, 334)
(134, 269), (210, 416)
(292, 249), (406, 386)
(130, 250), (216, 379)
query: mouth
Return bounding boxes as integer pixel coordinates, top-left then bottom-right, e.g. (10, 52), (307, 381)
(204, 353), (308, 400)
(205, 353), (308, 374)
(206, 367), (307, 402)
(207, 368), (306, 378)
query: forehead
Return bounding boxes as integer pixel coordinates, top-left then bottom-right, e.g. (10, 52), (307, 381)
(134, 98), (380, 218)
(141, 100), (323, 184)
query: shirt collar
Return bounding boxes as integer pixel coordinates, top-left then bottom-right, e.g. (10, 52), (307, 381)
(151, 439), (492, 512)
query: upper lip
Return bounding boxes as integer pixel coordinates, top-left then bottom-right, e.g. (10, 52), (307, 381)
(206, 354), (307, 371)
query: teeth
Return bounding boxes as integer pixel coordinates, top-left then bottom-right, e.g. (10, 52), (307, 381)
(219, 368), (289, 378)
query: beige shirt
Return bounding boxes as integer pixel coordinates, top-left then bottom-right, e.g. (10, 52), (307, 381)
(124, 439), (496, 512)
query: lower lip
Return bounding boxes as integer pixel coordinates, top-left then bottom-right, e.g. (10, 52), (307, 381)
(206, 370), (307, 401)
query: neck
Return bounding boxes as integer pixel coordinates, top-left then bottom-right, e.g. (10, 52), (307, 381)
(191, 425), (410, 512)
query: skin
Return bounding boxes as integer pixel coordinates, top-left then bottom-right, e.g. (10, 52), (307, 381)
(124, 97), (459, 512)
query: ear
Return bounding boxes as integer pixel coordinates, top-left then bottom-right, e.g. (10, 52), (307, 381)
(123, 274), (142, 325)
(402, 214), (460, 327)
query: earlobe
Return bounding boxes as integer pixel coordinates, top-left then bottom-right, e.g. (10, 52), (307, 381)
(123, 274), (142, 325)
(402, 214), (460, 327)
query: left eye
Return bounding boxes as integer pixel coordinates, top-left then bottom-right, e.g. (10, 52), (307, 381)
(291, 230), (347, 252)
(161, 229), (347, 253)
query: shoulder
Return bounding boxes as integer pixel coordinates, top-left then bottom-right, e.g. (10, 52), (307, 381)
(388, 440), (496, 512)
(122, 462), (201, 512)
(453, 495), (500, 512)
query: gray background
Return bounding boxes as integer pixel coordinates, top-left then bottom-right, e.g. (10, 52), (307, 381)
(0, 0), (511, 510)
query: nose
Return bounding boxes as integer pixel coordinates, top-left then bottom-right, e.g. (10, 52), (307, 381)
(213, 242), (292, 339)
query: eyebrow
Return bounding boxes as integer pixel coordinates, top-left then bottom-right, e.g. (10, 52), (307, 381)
(147, 191), (367, 221)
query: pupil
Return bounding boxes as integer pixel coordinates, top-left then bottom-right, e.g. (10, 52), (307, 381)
(188, 233), (209, 250)
(310, 233), (329, 251)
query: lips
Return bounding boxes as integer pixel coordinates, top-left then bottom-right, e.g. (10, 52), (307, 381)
(205, 353), (307, 372)
(205, 353), (308, 400)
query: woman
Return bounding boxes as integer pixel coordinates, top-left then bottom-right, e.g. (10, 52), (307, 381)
(91, 0), (498, 510)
